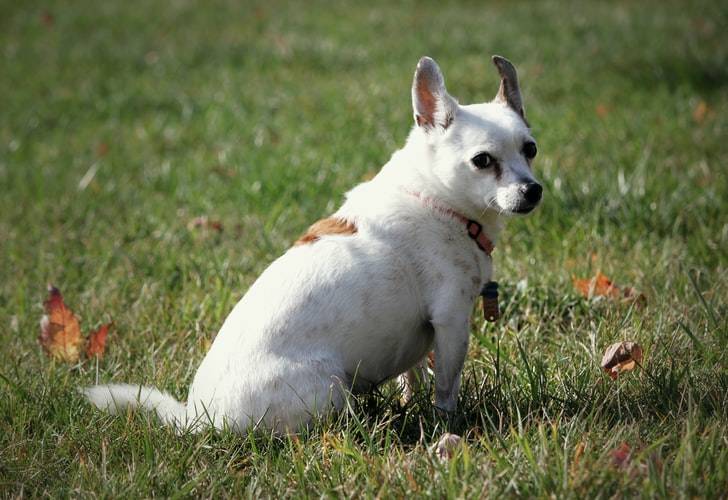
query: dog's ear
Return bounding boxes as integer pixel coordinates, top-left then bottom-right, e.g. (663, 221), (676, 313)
(412, 57), (457, 130)
(492, 55), (525, 119)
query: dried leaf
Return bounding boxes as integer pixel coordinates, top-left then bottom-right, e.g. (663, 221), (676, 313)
(595, 103), (610, 118)
(692, 100), (710, 124)
(86, 323), (112, 358)
(40, 10), (54, 28)
(39, 285), (82, 363)
(611, 442), (632, 468)
(211, 165), (236, 178)
(573, 271), (645, 303)
(188, 216), (223, 232)
(431, 432), (461, 461)
(573, 271), (619, 298)
(96, 142), (109, 158)
(601, 341), (643, 380)
(571, 441), (586, 475)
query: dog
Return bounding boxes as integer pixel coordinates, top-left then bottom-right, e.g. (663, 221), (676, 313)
(84, 55), (542, 434)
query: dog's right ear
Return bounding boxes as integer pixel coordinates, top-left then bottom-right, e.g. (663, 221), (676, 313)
(412, 57), (457, 131)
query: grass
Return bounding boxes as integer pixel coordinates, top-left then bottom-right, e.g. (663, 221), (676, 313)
(1, 0), (727, 496)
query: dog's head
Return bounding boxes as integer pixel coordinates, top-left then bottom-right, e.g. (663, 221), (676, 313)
(411, 56), (542, 216)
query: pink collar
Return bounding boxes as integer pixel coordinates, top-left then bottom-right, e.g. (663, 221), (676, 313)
(403, 189), (495, 256)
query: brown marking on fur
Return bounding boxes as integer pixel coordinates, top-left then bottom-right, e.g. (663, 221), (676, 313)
(295, 217), (358, 246)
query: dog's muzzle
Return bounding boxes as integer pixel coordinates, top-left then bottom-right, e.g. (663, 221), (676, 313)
(513, 182), (542, 213)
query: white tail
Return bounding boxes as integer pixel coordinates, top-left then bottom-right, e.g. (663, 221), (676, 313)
(82, 384), (188, 429)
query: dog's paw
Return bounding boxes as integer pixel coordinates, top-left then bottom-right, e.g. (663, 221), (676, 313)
(431, 432), (461, 461)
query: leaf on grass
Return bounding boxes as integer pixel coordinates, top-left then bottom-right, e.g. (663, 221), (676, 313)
(431, 432), (461, 461)
(573, 271), (644, 303)
(188, 216), (223, 232)
(40, 10), (54, 28)
(210, 165), (236, 178)
(692, 100), (712, 124)
(86, 323), (112, 359)
(601, 341), (643, 380)
(39, 285), (83, 363)
(39, 285), (113, 363)
(611, 442), (632, 468)
(96, 142), (109, 158)
(595, 103), (610, 118)
(570, 441), (587, 476)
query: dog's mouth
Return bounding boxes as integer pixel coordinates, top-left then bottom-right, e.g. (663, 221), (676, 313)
(511, 203), (538, 215)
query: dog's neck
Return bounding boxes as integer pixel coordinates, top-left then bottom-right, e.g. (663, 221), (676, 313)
(383, 131), (505, 244)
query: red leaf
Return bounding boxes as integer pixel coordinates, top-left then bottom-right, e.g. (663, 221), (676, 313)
(86, 323), (112, 359)
(611, 442), (632, 468)
(601, 341), (643, 380)
(39, 285), (82, 363)
(573, 271), (645, 304)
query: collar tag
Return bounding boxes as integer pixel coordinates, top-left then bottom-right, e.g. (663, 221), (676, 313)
(480, 281), (499, 322)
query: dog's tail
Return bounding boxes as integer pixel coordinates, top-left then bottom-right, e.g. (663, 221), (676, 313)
(81, 384), (188, 429)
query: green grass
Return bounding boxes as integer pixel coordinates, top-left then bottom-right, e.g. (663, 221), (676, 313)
(1, 0), (727, 496)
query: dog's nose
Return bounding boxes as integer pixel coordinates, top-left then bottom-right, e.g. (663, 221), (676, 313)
(520, 182), (542, 204)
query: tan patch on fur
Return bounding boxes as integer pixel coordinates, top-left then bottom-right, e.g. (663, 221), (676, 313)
(295, 217), (358, 246)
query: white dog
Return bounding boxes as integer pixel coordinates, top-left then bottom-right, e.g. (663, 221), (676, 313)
(84, 55), (542, 434)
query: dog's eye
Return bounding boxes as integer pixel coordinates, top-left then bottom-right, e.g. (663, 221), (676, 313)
(523, 142), (537, 160)
(471, 152), (494, 170)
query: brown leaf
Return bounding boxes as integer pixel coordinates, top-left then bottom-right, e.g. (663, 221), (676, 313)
(95, 142), (109, 158)
(39, 285), (83, 363)
(595, 103), (610, 118)
(431, 432), (461, 461)
(86, 323), (112, 358)
(571, 441), (586, 476)
(692, 100), (711, 124)
(573, 271), (645, 303)
(601, 341), (643, 380)
(40, 10), (54, 28)
(573, 271), (619, 298)
(611, 442), (632, 468)
(210, 165), (236, 178)
(187, 216), (223, 232)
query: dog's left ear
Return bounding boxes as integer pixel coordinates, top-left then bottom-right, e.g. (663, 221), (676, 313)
(412, 57), (458, 131)
(492, 55), (525, 120)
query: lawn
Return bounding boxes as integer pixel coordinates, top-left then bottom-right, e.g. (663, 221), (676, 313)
(1, 0), (727, 497)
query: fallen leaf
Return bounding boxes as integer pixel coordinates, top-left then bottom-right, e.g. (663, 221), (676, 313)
(692, 100), (711, 124)
(571, 441), (586, 476)
(96, 142), (109, 158)
(40, 10), (54, 28)
(211, 165), (236, 178)
(86, 323), (112, 358)
(431, 432), (461, 461)
(573, 271), (645, 303)
(595, 103), (610, 118)
(188, 216), (223, 232)
(39, 285), (83, 362)
(601, 341), (643, 380)
(611, 442), (632, 468)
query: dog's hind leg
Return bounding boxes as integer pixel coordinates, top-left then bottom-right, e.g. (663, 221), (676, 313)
(398, 357), (430, 406)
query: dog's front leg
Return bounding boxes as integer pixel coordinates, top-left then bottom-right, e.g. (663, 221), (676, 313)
(431, 314), (470, 414)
